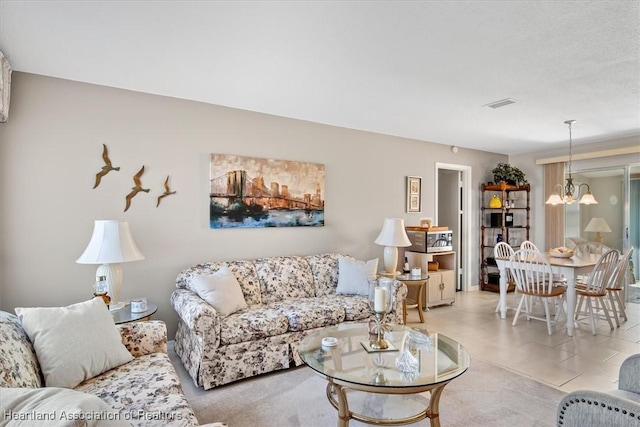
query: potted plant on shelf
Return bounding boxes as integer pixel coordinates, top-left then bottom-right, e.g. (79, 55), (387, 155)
(491, 163), (528, 186)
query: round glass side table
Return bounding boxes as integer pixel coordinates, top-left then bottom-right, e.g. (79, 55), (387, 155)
(111, 301), (158, 324)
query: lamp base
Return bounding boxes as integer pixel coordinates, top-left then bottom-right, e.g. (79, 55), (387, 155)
(382, 246), (399, 275)
(96, 263), (123, 304)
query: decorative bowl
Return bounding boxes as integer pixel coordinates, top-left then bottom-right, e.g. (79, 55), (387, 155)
(549, 247), (574, 258)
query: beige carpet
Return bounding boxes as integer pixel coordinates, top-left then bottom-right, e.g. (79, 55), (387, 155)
(168, 342), (566, 427)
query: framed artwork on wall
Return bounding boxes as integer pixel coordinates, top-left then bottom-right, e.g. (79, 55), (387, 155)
(209, 154), (325, 229)
(0, 50), (12, 123)
(406, 176), (421, 213)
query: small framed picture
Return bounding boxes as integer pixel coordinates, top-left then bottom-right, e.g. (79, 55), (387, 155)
(406, 176), (422, 213)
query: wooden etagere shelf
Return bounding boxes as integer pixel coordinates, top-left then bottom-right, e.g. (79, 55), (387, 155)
(480, 181), (530, 292)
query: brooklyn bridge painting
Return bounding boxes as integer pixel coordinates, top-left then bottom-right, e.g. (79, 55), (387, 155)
(210, 154), (325, 228)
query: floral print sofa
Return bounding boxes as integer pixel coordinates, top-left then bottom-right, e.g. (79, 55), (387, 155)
(171, 253), (408, 390)
(0, 311), (203, 427)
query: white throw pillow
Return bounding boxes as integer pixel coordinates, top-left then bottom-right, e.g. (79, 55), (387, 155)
(336, 256), (378, 295)
(191, 267), (248, 316)
(14, 298), (133, 389)
(0, 387), (129, 427)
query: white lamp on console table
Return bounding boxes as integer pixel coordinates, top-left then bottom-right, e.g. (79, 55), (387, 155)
(375, 218), (411, 275)
(77, 220), (145, 306)
(584, 217), (611, 244)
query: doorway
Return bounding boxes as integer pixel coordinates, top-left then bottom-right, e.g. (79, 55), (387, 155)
(435, 163), (472, 292)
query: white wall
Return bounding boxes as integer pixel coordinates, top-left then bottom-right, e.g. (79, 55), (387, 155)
(0, 72), (506, 338)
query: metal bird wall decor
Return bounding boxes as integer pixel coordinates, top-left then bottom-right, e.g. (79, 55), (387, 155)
(93, 144), (120, 188)
(156, 175), (177, 207)
(124, 166), (150, 212)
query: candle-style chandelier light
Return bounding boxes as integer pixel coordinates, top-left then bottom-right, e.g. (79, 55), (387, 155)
(545, 120), (598, 205)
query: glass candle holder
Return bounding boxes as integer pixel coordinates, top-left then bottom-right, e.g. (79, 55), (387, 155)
(368, 278), (394, 349)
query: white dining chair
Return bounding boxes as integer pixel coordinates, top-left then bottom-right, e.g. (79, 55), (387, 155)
(493, 242), (516, 313)
(508, 249), (567, 335)
(606, 247), (632, 327)
(521, 240), (567, 285)
(574, 249), (619, 335)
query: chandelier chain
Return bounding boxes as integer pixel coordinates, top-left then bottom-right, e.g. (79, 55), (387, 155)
(567, 121), (572, 176)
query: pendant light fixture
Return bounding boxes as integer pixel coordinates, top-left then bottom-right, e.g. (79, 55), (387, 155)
(545, 120), (598, 205)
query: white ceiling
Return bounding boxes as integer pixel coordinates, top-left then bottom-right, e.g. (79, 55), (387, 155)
(1, 1), (639, 155)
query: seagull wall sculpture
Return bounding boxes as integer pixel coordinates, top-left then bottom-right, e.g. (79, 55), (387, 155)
(93, 144), (120, 189)
(124, 166), (150, 212)
(156, 175), (177, 207)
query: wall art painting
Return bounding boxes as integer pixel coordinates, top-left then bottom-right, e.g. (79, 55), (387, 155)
(210, 154), (325, 229)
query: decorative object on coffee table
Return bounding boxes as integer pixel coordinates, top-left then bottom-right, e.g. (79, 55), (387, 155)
(367, 277), (394, 350)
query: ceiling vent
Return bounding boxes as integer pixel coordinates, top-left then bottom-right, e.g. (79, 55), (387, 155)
(484, 98), (518, 109)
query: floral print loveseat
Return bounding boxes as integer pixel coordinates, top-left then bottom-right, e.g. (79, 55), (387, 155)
(0, 311), (201, 426)
(171, 253), (408, 390)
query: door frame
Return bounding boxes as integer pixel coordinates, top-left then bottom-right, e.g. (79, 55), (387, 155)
(435, 162), (473, 292)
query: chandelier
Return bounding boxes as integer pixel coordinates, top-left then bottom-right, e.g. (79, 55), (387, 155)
(545, 120), (598, 205)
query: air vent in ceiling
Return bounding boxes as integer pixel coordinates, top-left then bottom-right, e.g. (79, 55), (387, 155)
(483, 98), (518, 109)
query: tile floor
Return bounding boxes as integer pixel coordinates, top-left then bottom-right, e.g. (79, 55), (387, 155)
(405, 289), (640, 393)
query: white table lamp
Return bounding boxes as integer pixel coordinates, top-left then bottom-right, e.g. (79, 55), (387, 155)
(584, 217), (611, 244)
(77, 220), (145, 304)
(374, 218), (411, 275)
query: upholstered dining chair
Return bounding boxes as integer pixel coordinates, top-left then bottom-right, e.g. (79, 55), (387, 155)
(606, 247), (632, 327)
(574, 249), (619, 335)
(508, 249), (567, 335)
(493, 242), (516, 313)
(575, 241), (611, 259)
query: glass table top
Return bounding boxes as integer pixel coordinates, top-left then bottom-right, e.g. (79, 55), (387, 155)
(298, 323), (469, 390)
(394, 273), (429, 282)
(111, 301), (158, 324)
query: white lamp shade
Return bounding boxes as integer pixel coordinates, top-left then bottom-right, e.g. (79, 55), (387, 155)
(77, 220), (145, 264)
(584, 217), (612, 233)
(545, 193), (564, 205)
(374, 218), (411, 247)
(579, 192), (598, 205)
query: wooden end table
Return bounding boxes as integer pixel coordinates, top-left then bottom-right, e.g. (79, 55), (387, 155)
(394, 273), (429, 324)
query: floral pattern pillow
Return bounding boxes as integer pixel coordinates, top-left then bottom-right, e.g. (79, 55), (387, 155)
(254, 256), (315, 303)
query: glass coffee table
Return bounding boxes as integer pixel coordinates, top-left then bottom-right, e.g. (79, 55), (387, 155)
(298, 323), (469, 427)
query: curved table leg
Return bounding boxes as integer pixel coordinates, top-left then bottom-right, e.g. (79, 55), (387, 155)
(325, 379), (452, 427)
(327, 382), (351, 427)
(426, 383), (448, 427)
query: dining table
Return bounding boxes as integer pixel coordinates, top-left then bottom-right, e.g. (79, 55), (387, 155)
(494, 253), (597, 336)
